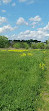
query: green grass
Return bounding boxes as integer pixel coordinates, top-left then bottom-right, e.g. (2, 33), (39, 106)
(0, 49), (49, 111)
(39, 50), (49, 111)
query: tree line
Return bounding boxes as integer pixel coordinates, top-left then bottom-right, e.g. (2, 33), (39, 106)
(0, 35), (49, 49)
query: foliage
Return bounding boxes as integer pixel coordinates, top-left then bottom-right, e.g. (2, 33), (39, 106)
(36, 43), (45, 49)
(0, 36), (9, 48)
(31, 43), (45, 49)
(31, 43), (38, 49)
(21, 42), (29, 49)
(13, 42), (29, 49)
(0, 35), (49, 49)
(46, 40), (49, 44)
(13, 42), (21, 49)
(45, 44), (49, 49)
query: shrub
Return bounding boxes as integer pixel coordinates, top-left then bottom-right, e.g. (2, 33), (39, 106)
(31, 43), (38, 49)
(13, 42), (29, 49)
(36, 43), (45, 49)
(46, 40), (49, 44)
(21, 42), (29, 49)
(0, 36), (9, 48)
(31, 42), (45, 49)
(13, 42), (21, 49)
(45, 44), (49, 49)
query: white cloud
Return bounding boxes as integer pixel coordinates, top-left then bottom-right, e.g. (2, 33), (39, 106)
(16, 17), (28, 26)
(29, 16), (41, 28)
(17, 30), (49, 41)
(2, 10), (6, 13)
(38, 22), (49, 32)
(12, 2), (16, 7)
(2, 0), (12, 4)
(29, 16), (41, 22)
(43, 22), (49, 31)
(9, 22), (49, 41)
(16, 30), (42, 40)
(0, 25), (17, 33)
(31, 22), (37, 28)
(16, 16), (41, 29)
(0, 16), (7, 24)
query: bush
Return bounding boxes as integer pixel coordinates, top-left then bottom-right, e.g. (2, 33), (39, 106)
(31, 42), (45, 49)
(13, 42), (21, 49)
(36, 43), (45, 49)
(0, 36), (9, 48)
(46, 40), (49, 44)
(13, 42), (29, 49)
(45, 44), (49, 49)
(21, 42), (29, 49)
(31, 43), (38, 49)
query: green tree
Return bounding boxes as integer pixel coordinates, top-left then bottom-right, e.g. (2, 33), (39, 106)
(46, 40), (49, 44)
(0, 36), (9, 48)
(13, 42), (29, 49)
(36, 43), (45, 49)
(13, 42), (21, 49)
(21, 42), (29, 49)
(31, 43), (38, 49)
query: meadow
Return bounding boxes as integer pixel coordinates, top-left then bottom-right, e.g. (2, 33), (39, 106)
(0, 49), (49, 111)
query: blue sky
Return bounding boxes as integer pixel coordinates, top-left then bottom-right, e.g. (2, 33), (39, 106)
(0, 0), (49, 41)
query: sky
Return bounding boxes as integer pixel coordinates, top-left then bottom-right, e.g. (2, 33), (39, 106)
(0, 0), (49, 41)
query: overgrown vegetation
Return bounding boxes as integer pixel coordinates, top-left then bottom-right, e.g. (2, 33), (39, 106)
(0, 36), (49, 110)
(13, 42), (29, 49)
(0, 49), (47, 111)
(0, 35), (49, 49)
(0, 36), (9, 48)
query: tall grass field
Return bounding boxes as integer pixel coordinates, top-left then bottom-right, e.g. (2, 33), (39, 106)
(0, 49), (49, 111)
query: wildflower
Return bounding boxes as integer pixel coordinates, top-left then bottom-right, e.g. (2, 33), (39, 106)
(27, 53), (32, 56)
(39, 63), (42, 68)
(43, 51), (46, 53)
(39, 63), (45, 70)
(21, 53), (26, 56)
(8, 49), (28, 52)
